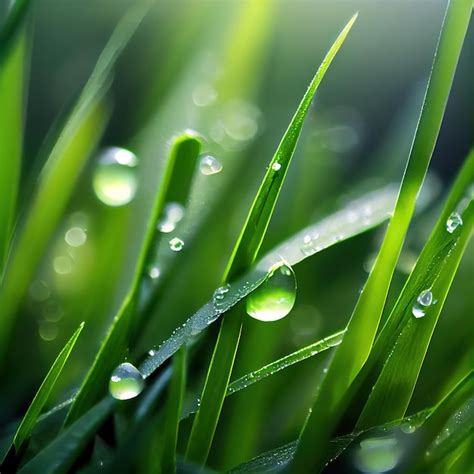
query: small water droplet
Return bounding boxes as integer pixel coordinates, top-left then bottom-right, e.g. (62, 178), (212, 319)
(246, 262), (297, 322)
(272, 162), (281, 171)
(212, 284), (231, 310)
(148, 349), (156, 357)
(109, 362), (144, 400)
(401, 423), (416, 434)
(446, 212), (463, 233)
(199, 155), (222, 175)
(192, 83), (217, 107)
(53, 255), (74, 275)
(169, 237), (184, 252)
(65, 226), (87, 247)
(38, 322), (59, 341)
(148, 266), (160, 280)
(412, 289), (434, 318)
(93, 147), (138, 207)
(157, 202), (185, 233)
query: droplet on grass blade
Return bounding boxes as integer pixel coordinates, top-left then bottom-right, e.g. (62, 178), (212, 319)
(157, 202), (185, 233)
(213, 284), (231, 310)
(246, 262), (296, 322)
(446, 212), (463, 233)
(169, 237), (184, 252)
(199, 155), (222, 175)
(93, 147), (138, 207)
(412, 289), (435, 319)
(109, 362), (144, 400)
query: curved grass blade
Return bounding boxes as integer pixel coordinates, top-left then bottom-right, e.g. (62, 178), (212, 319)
(227, 330), (344, 396)
(293, 2), (473, 470)
(11, 323), (84, 454)
(0, 0), (31, 62)
(0, 3), (150, 355)
(138, 184), (394, 378)
(160, 347), (186, 473)
(65, 132), (202, 425)
(0, 29), (26, 275)
(340, 149), (474, 433)
(18, 398), (114, 474)
(185, 14), (358, 465)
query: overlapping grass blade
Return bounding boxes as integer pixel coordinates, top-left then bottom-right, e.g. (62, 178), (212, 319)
(0, 0), (31, 61)
(138, 184), (395, 378)
(65, 132), (202, 425)
(0, 28), (26, 275)
(160, 347), (186, 473)
(0, 3), (150, 355)
(18, 398), (114, 474)
(293, 1), (472, 470)
(185, 14), (358, 465)
(340, 149), (474, 432)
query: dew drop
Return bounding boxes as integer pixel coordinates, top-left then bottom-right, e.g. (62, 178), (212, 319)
(109, 362), (144, 400)
(192, 83), (217, 107)
(412, 289), (434, 319)
(148, 266), (160, 280)
(93, 147), (138, 207)
(272, 162), (281, 171)
(246, 262), (296, 322)
(157, 202), (185, 233)
(199, 155), (222, 175)
(65, 226), (87, 247)
(213, 284), (230, 310)
(169, 237), (184, 252)
(53, 255), (74, 275)
(446, 212), (463, 233)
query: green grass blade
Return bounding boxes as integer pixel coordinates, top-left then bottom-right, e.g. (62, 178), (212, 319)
(0, 0), (31, 60)
(227, 330), (344, 396)
(293, 1), (472, 470)
(185, 14), (358, 465)
(139, 184), (395, 378)
(340, 149), (474, 432)
(356, 205), (473, 429)
(65, 132), (202, 425)
(0, 3), (150, 355)
(11, 323), (84, 454)
(18, 398), (114, 474)
(0, 29), (26, 275)
(161, 347), (187, 473)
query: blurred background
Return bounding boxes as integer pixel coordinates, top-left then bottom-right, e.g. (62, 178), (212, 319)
(1, 0), (472, 470)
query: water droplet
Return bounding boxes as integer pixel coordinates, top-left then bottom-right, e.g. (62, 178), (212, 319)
(446, 212), (463, 233)
(412, 289), (434, 318)
(401, 423), (416, 434)
(169, 237), (184, 252)
(221, 100), (260, 142)
(213, 284), (230, 310)
(246, 262), (296, 322)
(65, 226), (87, 247)
(39, 322), (59, 341)
(109, 362), (144, 400)
(199, 155), (222, 175)
(93, 147), (138, 207)
(272, 162), (281, 171)
(148, 349), (156, 357)
(354, 436), (402, 473)
(148, 266), (160, 280)
(157, 202), (185, 233)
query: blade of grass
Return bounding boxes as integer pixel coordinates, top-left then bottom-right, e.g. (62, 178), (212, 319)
(0, 0), (31, 61)
(0, 2), (151, 356)
(138, 183), (396, 378)
(65, 132), (202, 425)
(340, 149), (474, 432)
(0, 28), (26, 275)
(18, 398), (114, 474)
(160, 347), (186, 473)
(185, 14), (358, 466)
(293, 2), (472, 470)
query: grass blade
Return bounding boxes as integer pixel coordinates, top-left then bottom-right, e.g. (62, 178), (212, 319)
(0, 0), (31, 60)
(293, 2), (472, 470)
(0, 27), (26, 275)
(0, 3), (150, 355)
(185, 14), (358, 465)
(139, 184), (395, 378)
(65, 132), (202, 425)
(11, 323), (84, 454)
(161, 347), (187, 473)
(340, 149), (474, 432)
(18, 398), (114, 474)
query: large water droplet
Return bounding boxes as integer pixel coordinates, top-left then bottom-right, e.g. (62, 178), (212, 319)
(109, 362), (144, 400)
(199, 155), (222, 175)
(354, 436), (402, 473)
(446, 212), (463, 233)
(157, 202), (185, 233)
(93, 147), (138, 207)
(412, 289), (435, 319)
(169, 237), (184, 252)
(246, 262), (296, 322)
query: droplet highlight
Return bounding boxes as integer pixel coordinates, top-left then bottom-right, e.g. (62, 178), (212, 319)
(446, 212), (463, 233)
(246, 262), (297, 322)
(93, 147), (138, 207)
(169, 237), (184, 252)
(412, 289), (434, 319)
(199, 155), (222, 175)
(157, 202), (185, 233)
(109, 362), (144, 400)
